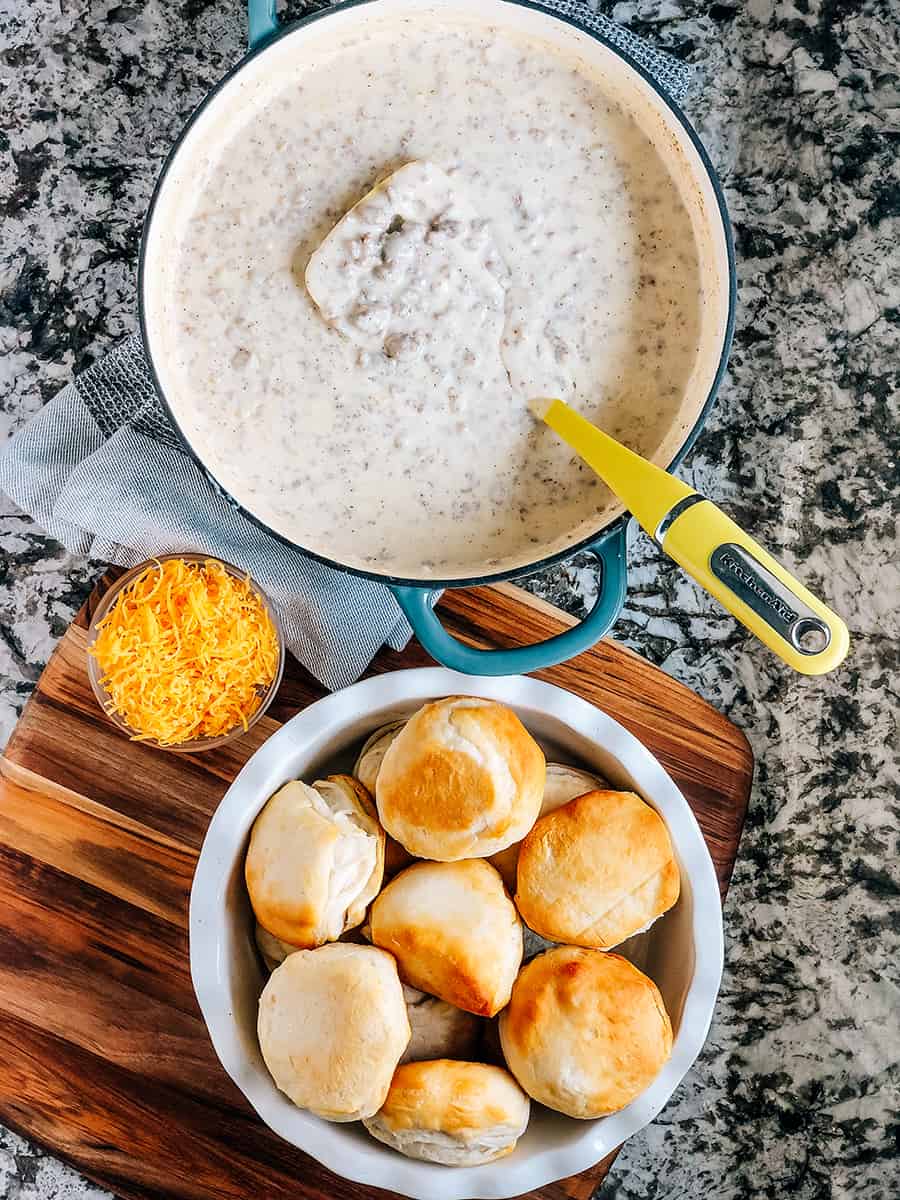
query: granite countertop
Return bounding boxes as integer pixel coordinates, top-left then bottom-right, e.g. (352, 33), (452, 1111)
(1, 0), (898, 1197)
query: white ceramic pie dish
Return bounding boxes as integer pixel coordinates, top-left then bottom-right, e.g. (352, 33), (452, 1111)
(189, 668), (724, 1199)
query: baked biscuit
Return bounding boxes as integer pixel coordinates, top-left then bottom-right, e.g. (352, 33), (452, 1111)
(258, 943), (410, 1121)
(354, 721), (406, 793)
(369, 859), (523, 1016)
(401, 984), (482, 1064)
(363, 1059), (529, 1164)
(499, 946), (672, 1118)
(245, 776), (384, 948)
(254, 922), (299, 972)
(515, 789), (679, 948)
(489, 762), (608, 890)
(376, 697), (545, 860)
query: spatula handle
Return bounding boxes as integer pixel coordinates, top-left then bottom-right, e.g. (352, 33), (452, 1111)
(659, 497), (849, 675)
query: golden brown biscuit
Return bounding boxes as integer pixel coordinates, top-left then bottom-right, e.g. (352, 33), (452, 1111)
(514, 789), (679, 948)
(376, 697), (545, 861)
(245, 775), (385, 948)
(258, 942), (410, 1121)
(363, 1059), (530, 1165)
(369, 859), (523, 1016)
(499, 946), (673, 1118)
(488, 762), (608, 890)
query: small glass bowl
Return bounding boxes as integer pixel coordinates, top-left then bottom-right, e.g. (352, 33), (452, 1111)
(86, 553), (286, 754)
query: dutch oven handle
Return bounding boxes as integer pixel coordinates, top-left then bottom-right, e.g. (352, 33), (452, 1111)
(248, 0), (279, 48)
(390, 525), (628, 676)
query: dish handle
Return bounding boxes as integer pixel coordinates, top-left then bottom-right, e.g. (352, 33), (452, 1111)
(248, 0), (279, 49)
(390, 526), (628, 676)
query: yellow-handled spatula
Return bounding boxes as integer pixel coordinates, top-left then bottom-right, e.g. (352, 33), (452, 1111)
(534, 398), (849, 675)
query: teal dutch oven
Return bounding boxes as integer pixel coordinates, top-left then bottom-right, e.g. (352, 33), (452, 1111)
(139, 0), (736, 677)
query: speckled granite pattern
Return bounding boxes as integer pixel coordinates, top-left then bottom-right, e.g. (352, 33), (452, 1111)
(1, 1), (898, 1197)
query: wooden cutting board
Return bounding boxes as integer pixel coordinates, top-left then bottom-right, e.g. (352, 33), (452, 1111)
(0, 574), (752, 1200)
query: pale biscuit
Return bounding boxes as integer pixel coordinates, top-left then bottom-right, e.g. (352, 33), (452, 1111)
(258, 943), (410, 1121)
(401, 985), (482, 1064)
(245, 776), (385, 948)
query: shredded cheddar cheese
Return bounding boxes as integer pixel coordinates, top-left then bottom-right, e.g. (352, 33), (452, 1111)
(90, 558), (280, 746)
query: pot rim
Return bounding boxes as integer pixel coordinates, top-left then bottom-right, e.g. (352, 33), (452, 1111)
(138, 0), (736, 590)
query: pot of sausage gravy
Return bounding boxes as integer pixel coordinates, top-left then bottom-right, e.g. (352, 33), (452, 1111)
(139, 0), (735, 675)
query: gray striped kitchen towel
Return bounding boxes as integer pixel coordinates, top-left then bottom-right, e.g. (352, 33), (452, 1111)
(0, 5), (692, 691)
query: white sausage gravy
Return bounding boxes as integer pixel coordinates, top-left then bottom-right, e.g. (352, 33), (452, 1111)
(159, 17), (705, 578)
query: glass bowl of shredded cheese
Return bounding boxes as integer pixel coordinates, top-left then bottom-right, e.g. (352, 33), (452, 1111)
(87, 554), (285, 752)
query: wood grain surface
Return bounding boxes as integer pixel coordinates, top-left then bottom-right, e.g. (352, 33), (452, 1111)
(0, 573), (752, 1200)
